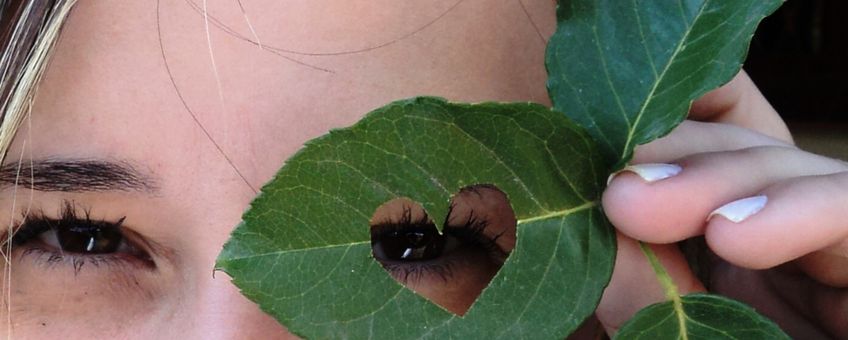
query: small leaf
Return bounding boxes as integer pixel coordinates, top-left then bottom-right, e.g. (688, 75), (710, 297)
(546, 0), (784, 168)
(216, 97), (615, 339)
(614, 293), (790, 339)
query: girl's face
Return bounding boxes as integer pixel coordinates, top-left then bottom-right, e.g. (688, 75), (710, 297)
(0, 1), (553, 338)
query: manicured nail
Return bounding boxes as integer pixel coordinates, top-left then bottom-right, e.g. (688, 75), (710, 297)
(607, 163), (682, 185)
(708, 195), (768, 223)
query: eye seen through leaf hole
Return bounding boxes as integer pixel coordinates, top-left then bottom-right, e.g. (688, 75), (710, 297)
(370, 184), (516, 315)
(370, 208), (447, 262)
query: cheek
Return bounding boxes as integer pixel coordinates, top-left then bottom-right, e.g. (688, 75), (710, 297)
(0, 253), (163, 337)
(399, 247), (500, 315)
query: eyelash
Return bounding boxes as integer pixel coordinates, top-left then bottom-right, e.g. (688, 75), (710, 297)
(4, 201), (154, 273)
(370, 205), (508, 283)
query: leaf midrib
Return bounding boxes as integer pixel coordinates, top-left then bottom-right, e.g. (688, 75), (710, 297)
(620, 1), (709, 160)
(221, 202), (598, 263)
(517, 201), (596, 224)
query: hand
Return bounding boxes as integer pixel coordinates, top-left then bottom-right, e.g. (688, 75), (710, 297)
(597, 71), (848, 339)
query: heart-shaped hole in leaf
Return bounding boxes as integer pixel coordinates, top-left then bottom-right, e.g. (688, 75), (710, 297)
(370, 184), (516, 315)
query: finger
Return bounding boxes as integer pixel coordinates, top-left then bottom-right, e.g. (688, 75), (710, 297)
(595, 233), (705, 335)
(706, 171), (848, 279)
(797, 251), (848, 288)
(632, 120), (790, 164)
(689, 70), (793, 143)
(605, 146), (847, 244)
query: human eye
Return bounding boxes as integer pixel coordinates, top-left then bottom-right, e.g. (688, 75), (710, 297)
(7, 200), (154, 272)
(0, 198), (170, 332)
(370, 185), (516, 315)
(370, 205), (507, 282)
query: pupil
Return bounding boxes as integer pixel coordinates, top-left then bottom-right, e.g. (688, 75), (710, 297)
(56, 225), (123, 254)
(405, 231), (426, 246)
(378, 227), (444, 261)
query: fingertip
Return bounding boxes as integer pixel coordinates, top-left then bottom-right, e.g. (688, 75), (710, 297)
(602, 171), (692, 244)
(705, 194), (788, 269)
(704, 216), (776, 270)
(603, 172), (660, 241)
(706, 173), (848, 270)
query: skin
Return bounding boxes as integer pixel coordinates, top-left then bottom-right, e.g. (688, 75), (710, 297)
(0, 1), (844, 339)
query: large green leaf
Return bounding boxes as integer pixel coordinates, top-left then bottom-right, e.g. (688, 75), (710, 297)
(546, 0), (784, 168)
(216, 97), (615, 339)
(614, 294), (790, 339)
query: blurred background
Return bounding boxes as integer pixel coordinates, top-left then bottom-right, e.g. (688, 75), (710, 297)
(745, 0), (847, 159)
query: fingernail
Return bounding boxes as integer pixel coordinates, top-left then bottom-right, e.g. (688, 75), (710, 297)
(607, 163), (682, 185)
(708, 195), (768, 223)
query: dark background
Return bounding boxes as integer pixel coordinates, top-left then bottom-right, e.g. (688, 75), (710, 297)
(745, 0), (847, 159)
(746, 0), (846, 123)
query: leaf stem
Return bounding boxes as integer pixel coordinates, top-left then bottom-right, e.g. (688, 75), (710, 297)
(638, 241), (688, 338)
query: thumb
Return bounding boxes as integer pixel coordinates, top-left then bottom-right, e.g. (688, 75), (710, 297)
(595, 232), (706, 335)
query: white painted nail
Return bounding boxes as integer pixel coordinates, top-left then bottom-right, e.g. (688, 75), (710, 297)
(708, 195), (768, 223)
(607, 163), (683, 185)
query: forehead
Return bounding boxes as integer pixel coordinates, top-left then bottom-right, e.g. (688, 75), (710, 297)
(20, 1), (365, 184)
(13, 1), (551, 194)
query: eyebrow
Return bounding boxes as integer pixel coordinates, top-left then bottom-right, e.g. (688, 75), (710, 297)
(0, 159), (157, 193)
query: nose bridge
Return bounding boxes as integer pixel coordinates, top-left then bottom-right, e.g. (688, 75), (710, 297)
(187, 272), (295, 340)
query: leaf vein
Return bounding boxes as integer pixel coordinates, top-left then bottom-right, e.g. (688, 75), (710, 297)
(591, 20), (632, 127)
(620, 0), (709, 159)
(517, 201), (595, 224)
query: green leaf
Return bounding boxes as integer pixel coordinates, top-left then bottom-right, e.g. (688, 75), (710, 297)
(614, 293), (790, 339)
(216, 97), (615, 339)
(546, 0), (784, 168)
